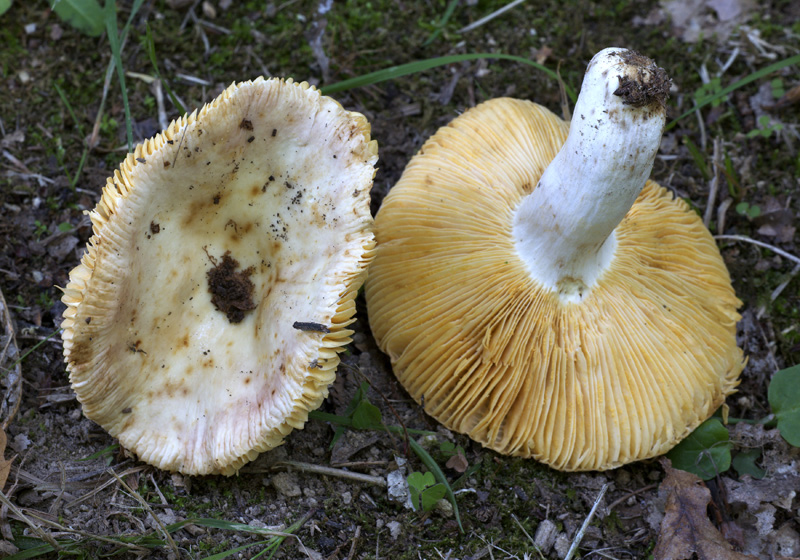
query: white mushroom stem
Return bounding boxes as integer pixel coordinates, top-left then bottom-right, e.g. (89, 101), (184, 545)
(513, 48), (670, 303)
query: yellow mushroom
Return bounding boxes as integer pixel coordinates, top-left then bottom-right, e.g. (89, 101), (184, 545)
(365, 48), (744, 471)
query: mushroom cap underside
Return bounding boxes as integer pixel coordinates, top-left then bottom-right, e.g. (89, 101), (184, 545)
(61, 78), (378, 475)
(365, 97), (744, 471)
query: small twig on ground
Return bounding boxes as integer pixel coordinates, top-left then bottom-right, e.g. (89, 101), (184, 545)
(22, 507), (155, 553)
(557, 60), (571, 122)
(329, 460), (389, 468)
(270, 460), (387, 487)
(591, 548), (625, 560)
(64, 465), (144, 509)
(0, 488), (62, 551)
(346, 524), (361, 560)
(703, 137), (722, 229)
(715, 234), (800, 266)
(606, 483), (658, 511)
(108, 468), (179, 556)
(758, 262), (800, 319)
(771, 262), (800, 303)
(0, 286), (22, 430)
(564, 483), (609, 560)
(153, 78), (168, 131)
(717, 197), (733, 235)
(510, 513), (546, 559)
(458, 0), (527, 34)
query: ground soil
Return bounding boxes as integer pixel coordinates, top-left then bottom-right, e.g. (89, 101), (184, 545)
(1, 1), (799, 559)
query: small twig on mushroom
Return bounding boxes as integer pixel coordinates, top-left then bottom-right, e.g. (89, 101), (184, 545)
(564, 483), (609, 560)
(270, 460), (387, 487)
(715, 234), (800, 266)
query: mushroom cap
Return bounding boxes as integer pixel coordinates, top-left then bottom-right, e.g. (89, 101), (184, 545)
(61, 78), (378, 475)
(365, 98), (744, 471)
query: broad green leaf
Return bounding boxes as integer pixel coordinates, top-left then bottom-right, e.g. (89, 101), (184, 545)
(50, 0), (104, 37)
(768, 364), (800, 446)
(420, 481), (446, 510)
(0, 0), (12, 17)
(351, 399), (382, 430)
(666, 418), (732, 480)
(731, 449), (766, 479)
(407, 471), (446, 511)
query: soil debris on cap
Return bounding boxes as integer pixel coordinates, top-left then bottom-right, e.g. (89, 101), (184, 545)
(206, 250), (256, 323)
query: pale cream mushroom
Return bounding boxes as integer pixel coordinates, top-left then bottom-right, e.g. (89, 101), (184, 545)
(61, 78), (378, 475)
(366, 49), (744, 471)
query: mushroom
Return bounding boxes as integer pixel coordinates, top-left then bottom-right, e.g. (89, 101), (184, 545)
(365, 49), (744, 471)
(61, 78), (378, 475)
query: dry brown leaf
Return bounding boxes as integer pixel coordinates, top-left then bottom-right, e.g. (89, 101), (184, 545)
(654, 459), (759, 560)
(0, 428), (15, 490)
(445, 452), (469, 473)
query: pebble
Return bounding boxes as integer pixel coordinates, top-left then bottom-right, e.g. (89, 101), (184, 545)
(534, 519), (558, 553)
(387, 469), (409, 504)
(271, 472), (302, 498)
(435, 499), (453, 518)
(386, 520), (402, 540)
(554, 533), (571, 559)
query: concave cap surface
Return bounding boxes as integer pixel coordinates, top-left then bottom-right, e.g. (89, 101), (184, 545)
(61, 78), (378, 475)
(365, 97), (744, 471)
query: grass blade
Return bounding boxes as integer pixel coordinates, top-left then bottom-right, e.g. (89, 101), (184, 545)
(104, 0), (133, 151)
(53, 82), (89, 189)
(423, 0), (460, 46)
(6, 543), (56, 560)
(666, 53), (800, 130)
(103, 0), (146, 152)
(145, 22), (186, 115)
(321, 52), (577, 103)
(201, 539), (275, 560)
